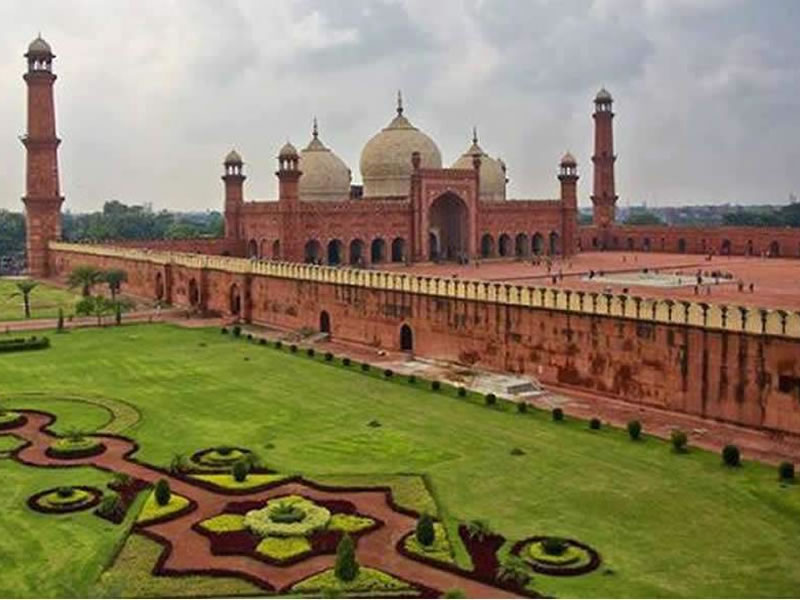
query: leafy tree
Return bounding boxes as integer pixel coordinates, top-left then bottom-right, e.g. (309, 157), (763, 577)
(9, 280), (38, 318)
(75, 295), (115, 326)
(465, 519), (491, 541)
(0, 210), (25, 256)
(56, 307), (64, 332)
(334, 534), (359, 582)
(627, 420), (642, 441)
(624, 210), (665, 226)
(68, 266), (104, 297)
(103, 269), (128, 301)
(496, 554), (532, 586)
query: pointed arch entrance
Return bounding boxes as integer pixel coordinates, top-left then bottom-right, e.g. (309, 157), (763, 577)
(229, 284), (241, 316)
(400, 324), (413, 352)
(428, 193), (468, 262)
(319, 310), (331, 334)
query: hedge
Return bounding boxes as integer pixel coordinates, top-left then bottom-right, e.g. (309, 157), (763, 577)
(0, 336), (50, 354)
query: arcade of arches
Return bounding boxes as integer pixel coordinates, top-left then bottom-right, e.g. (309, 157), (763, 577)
(479, 230), (559, 259)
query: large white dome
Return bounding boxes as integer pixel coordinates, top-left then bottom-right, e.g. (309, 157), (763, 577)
(451, 130), (506, 202)
(359, 95), (442, 198)
(299, 120), (351, 202)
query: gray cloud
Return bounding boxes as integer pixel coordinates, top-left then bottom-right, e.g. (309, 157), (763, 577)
(0, 0), (798, 213)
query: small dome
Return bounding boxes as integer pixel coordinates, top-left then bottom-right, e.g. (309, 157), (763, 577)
(299, 119), (351, 202)
(595, 88), (612, 103)
(451, 128), (506, 202)
(560, 152), (577, 166)
(224, 149), (242, 164)
(278, 141), (298, 158)
(27, 35), (52, 55)
(359, 92), (442, 198)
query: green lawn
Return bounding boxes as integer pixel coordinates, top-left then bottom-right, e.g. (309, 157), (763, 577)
(1, 324), (799, 598)
(0, 277), (82, 322)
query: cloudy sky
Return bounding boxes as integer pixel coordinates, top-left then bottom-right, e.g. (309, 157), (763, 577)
(1, 0), (798, 213)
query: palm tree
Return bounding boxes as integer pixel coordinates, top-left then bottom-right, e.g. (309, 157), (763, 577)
(68, 266), (103, 297)
(103, 269), (128, 301)
(9, 280), (38, 318)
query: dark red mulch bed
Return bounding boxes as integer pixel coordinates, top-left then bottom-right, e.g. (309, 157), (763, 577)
(510, 536), (602, 576)
(27, 485), (103, 514)
(95, 477), (150, 524)
(193, 495), (382, 567)
(396, 525), (539, 598)
(0, 414), (27, 430)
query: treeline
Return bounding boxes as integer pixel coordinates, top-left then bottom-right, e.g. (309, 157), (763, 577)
(0, 201), (224, 256)
(721, 203), (800, 227)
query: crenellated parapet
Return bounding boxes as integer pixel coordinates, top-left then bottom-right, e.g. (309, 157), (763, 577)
(50, 241), (800, 339)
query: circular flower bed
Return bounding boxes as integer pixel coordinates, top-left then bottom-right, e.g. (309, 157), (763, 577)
(244, 495), (331, 537)
(0, 411), (26, 430)
(191, 446), (253, 468)
(512, 536), (601, 576)
(28, 485), (102, 514)
(46, 437), (106, 459)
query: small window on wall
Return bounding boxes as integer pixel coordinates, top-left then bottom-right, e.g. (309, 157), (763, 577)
(778, 375), (800, 394)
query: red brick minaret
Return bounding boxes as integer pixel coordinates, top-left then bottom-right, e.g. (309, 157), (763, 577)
(223, 149), (245, 240)
(591, 88), (617, 230)
(22, 35), (64, 277)
(277, 142), (302, 261)
(559, 152), (578, 256)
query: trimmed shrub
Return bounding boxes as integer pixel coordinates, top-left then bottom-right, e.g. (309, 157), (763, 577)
(247, 333), (253, 341)
(408, 375), (416, 384)
(275, 340), (283, 350)
(510, 447), (525, 456)
(485, 393), (497, 406)
(457, 387), (467, 398)
(542, 537), (569, 556)
(154, 479), (171, 507)
(627, 420), (642, 440)
(443, 589), (466, 599)
(97, 493), (122, 520)
(290, 344), (298, 353)
(671, 429), (688, 453)
(221, 327), (228, 334)
(367, 419), (382, 428)
(0, 336), (50, 354)
(722, 444), (741, 467)
(232, 459), (250, 482)
(431, 380), (441, 391)
(56, 486), (73, 498)
(416, 513), (435, 546)
(342, 357), (351, 367)
(361, 362), (370, 372)
(383, 369), (393, 378)
(334, 533), (359, 582)
(778, 461), (795, 481)
(589, 417), (601, 430)
(232, 325), (242, 337)
(306, 348), (315, 357)
(517, 402), (528, 413)
(552, 407), (564, 422)
(325, 352), (333, 362)
(57, 308), (65, 332)
(259, 338), (267, 346)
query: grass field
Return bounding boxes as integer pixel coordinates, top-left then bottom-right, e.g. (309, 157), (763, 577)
(1, 324), (799, 598)
(0, 277), (82, 322)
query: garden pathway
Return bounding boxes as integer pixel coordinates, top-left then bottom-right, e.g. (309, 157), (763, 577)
(7, 411), (520, 598)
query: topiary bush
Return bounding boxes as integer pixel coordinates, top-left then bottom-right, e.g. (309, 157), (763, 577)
(56, 486), (74, 498)
(383, 369), (393, 378)
(244, 495), (331, 538)
(325, 352), (334, 362)
(97, 492), (122, 520)
(542, 537), (569, 556)
(221, 327), (228, 334)
(232, 325), (242, 338)
(275, 340), (283, 350)
(259, 338), (267, 346)
(431, 381), (441, 391)
(485, 392), (496, 406)
(361, 362), (370, 372)
(408, 375), (416, 384)
(778, 461), (795, 481)
(416, 513), (435, 546)
(232, 459), (250, 482)
(589, 417), (601, 430)
(306, 348), (315, 357)
(671, 429), (688, 453)
(154, 479), (171, 507)
(517, 402), (527, 413)
(457, 387), (467, 397)
(334, 533), (359, 582)
(510, 447), (525, 456)
(247, 333), (253, 341)
(552, 407), (564, 422)
(290, 344), (298, 353)
(722, 444), (741, 467)
(627, 420), (642, 440)
(342, 357), (351, 367)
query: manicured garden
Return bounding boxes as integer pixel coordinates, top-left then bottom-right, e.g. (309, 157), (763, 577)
(1, 323), (799, 597)
(0, 277), (81, 321)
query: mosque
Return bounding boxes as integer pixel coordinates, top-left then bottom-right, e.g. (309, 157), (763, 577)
(221, 92), (582, 266)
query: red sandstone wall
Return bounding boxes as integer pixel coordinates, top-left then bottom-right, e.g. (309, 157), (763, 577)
(580, 225), (800, 257)
(49, 247), (800, 437)
(100, 237), (243, 256)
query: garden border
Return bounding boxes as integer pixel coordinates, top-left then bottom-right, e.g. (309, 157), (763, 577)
(510, 536), (602, 577)
(27, 485), (103, 514)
